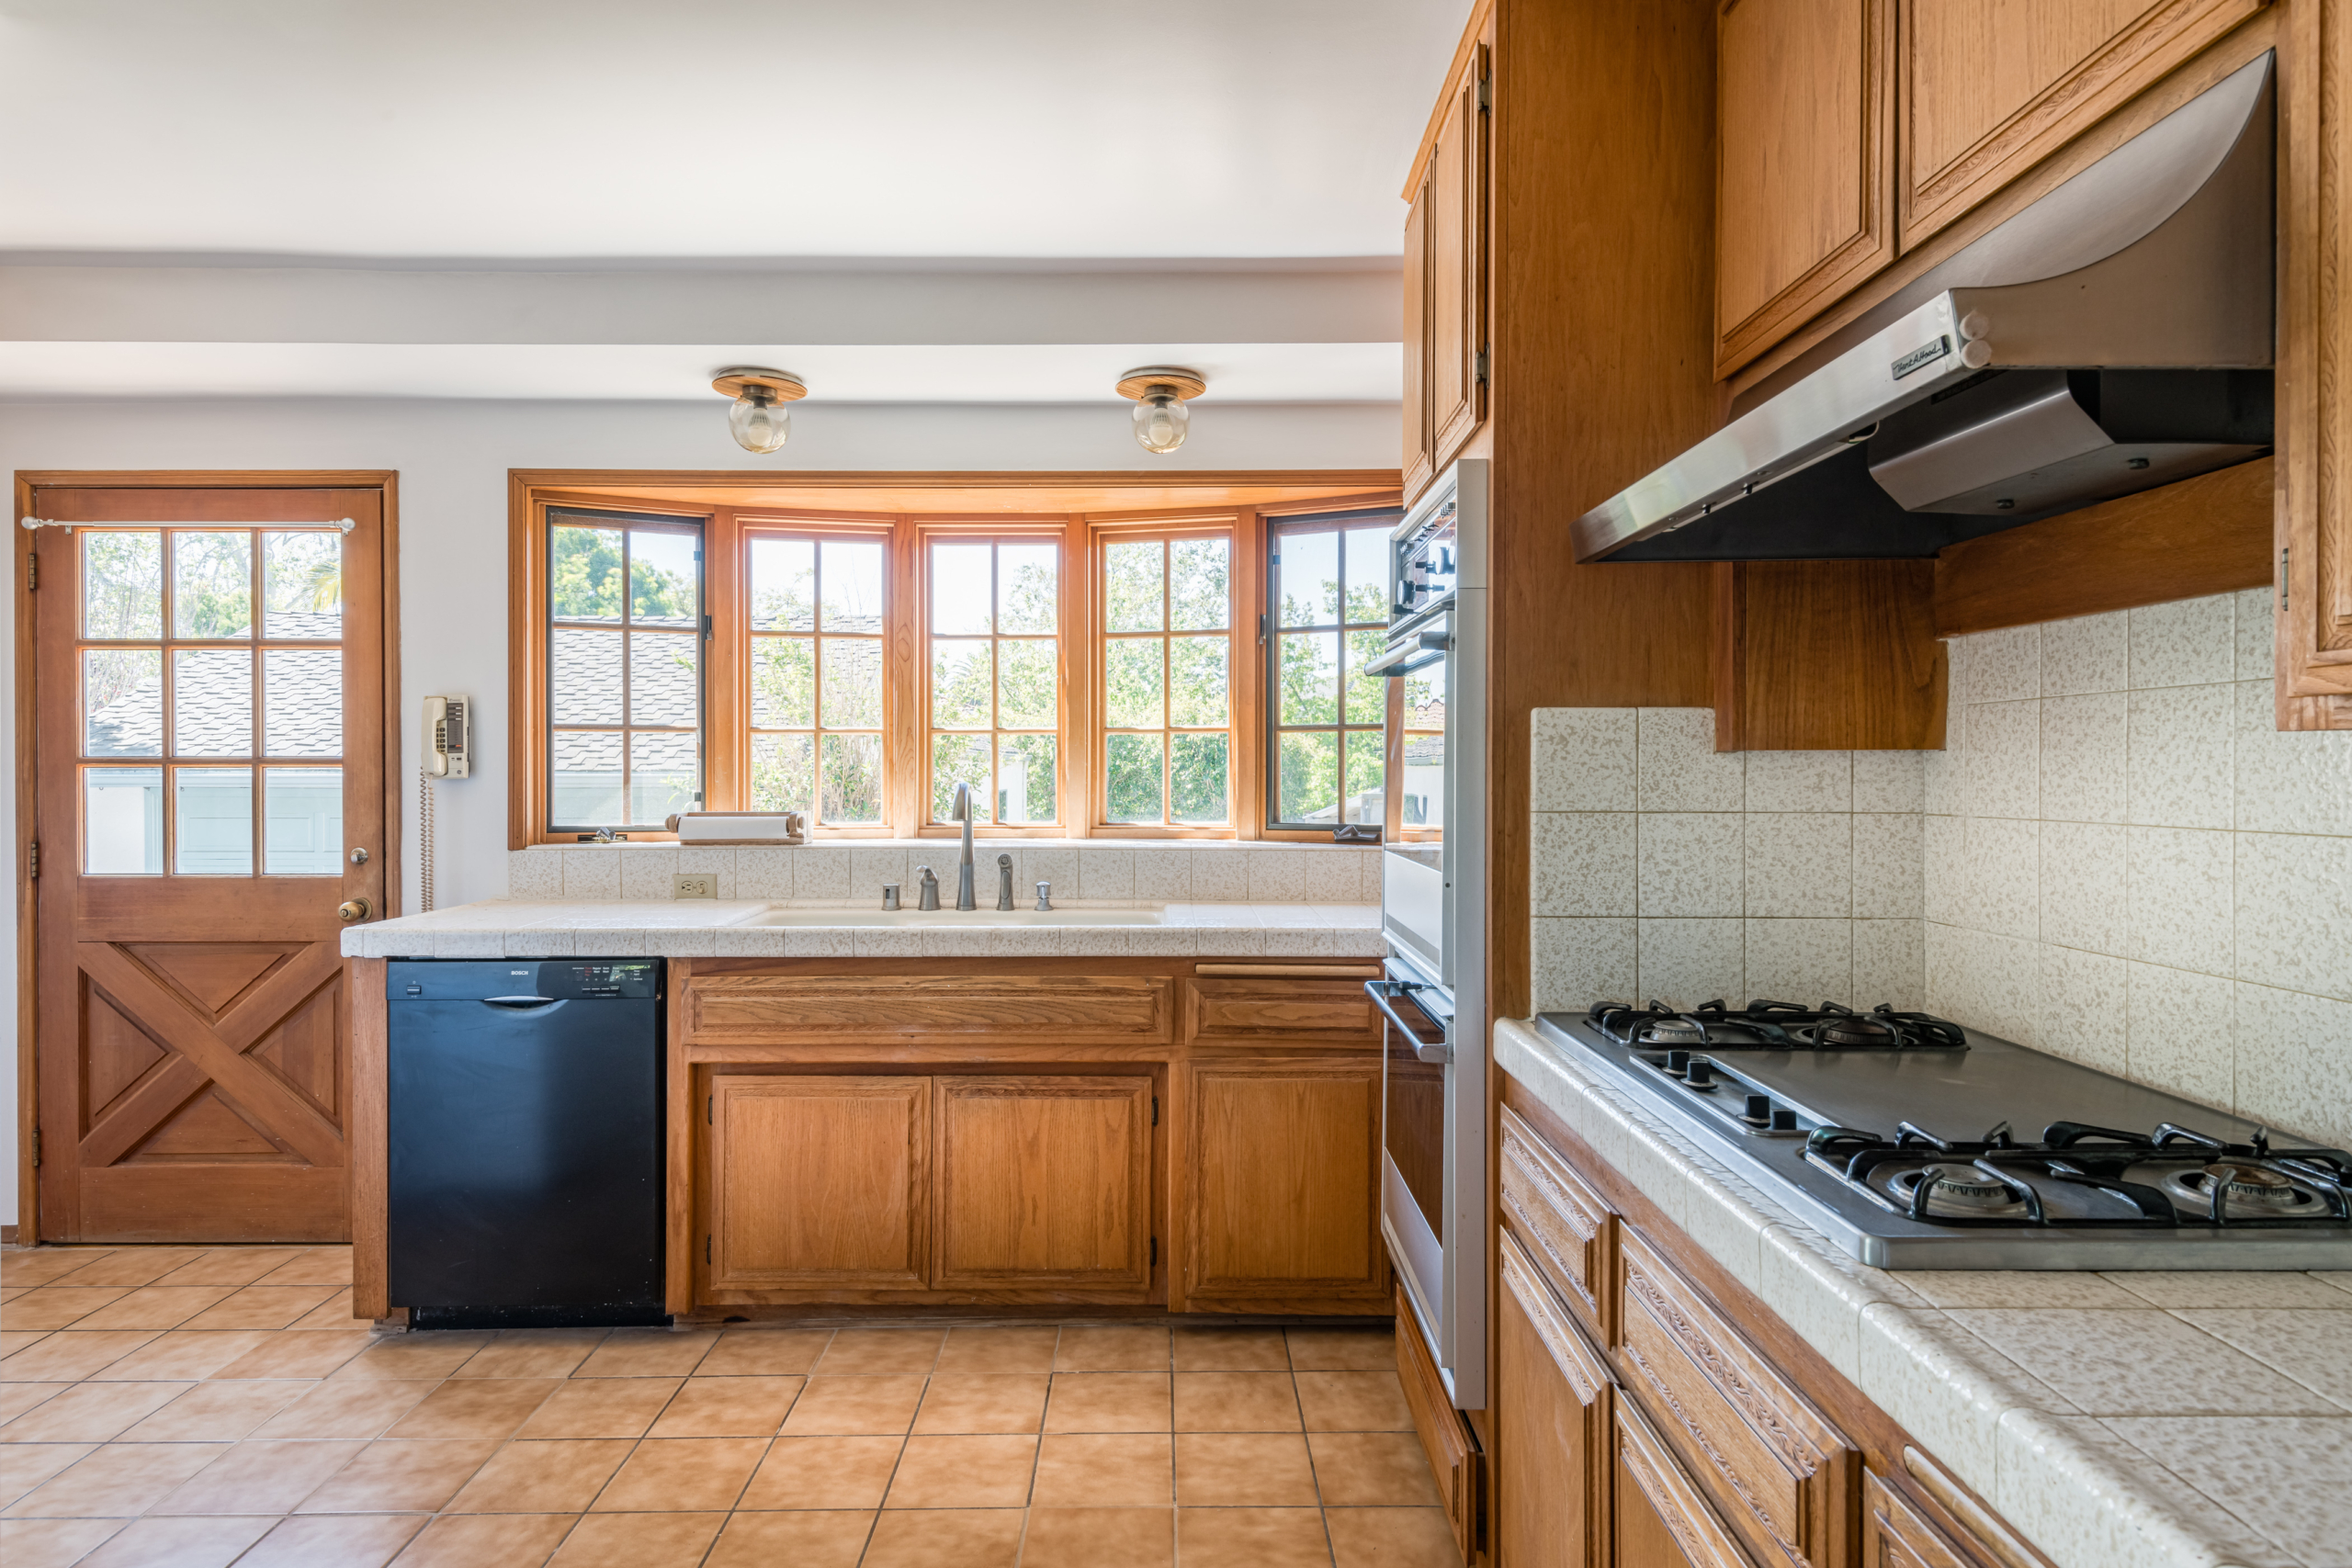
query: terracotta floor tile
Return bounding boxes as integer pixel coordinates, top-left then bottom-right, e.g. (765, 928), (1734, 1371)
(60, 1288), (239, 1334)
(736, 1434), (905, 1509)
(514, 1377), (682, 1439)
(1173, 1327), (1291, 1371)
(934, 1326), (1058, 1375)
(0, 1331), (160, 1383)
(0, 1443), (96, 1510)
(858, 1506), (1023, 1568)
(252, 1374), (436, 1438)
(883, 1433), (1037, 1507)
(1174, 1371), (1303, 1432)
(548, 1510), (726, 1566)
(2, 1289), (132, 1330)
(209, 1329), (375, 1381)
(74, 1512), (277, 1568)
(590, 1436), (767, 1511)
(0, 1384), (67, 1426)
(149, 1250), (303, 1289)
(1055, 1324), (1170, 1371)
(388, 1511), (575, 1568)
(150, 1437), (365, 1515)
(1175, 1506), (1334, 1567)
(36, 1251), (206, 1291)
(175, 1285), (342, 1333)
(1295, 1372), (1413, 1432)
(779, 1374), (926, 1436)
(1043, 1372), (1171, 1433)
(1176, 1431), (1320, 1506)
(1307, 1432), (1444, 1507)
(1031, 1432), (1174, 1506)
(3, 1440), (229, 1517)
(442, 1438), (634, 1513)
(1022, 1506), (1175, 1568)
(571, 1328), (717, 1379)
(0, 1287), (24, 1303)
(95, 1330), (275, 1382)
(382, 1378), (559, 1440)
(0, 1333), (51, 1359)
(250, 1247), (356, 1288)
(294, 1437), (503, 1514)
(331, 1333), (493, 1381)
(287, 1291), (360, 1330)
(912, 1373), (1049, 1435)
(647, 1375), (800, 1437)
(236, 1511), (427, 1568)
(810, 1328), (944, 1376)
(0, 1516), (127, 1568)
(0, 1380), (191, 1443)
(451, 1330), (606, 1381)
(0, 1253), (111, 1289)
(117, 1379), (310, 1442)
(1323, 1506), (1464, 1567)
(1285, 1327), (1396, 1372)
(695, 1329), (831, 1378)
(703, 1508), (874, 1568)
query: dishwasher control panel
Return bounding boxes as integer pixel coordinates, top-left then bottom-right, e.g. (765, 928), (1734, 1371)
(387, 959), (663, 1000)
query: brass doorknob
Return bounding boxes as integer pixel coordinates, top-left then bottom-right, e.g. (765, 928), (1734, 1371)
(338, 898), (372, 923)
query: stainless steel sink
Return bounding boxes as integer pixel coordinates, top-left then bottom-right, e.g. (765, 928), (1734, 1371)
(747, 906), (1168, 928)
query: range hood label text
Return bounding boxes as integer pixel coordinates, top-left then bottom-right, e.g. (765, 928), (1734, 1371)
(1891, 335), (1952, 380)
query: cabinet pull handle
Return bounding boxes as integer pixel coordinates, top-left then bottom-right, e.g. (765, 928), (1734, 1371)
(1194, 964), (1383, 978)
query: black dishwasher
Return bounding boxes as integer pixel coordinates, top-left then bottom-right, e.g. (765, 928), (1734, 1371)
(388, 958), (665, 1328)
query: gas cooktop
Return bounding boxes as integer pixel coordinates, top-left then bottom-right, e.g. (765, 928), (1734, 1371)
(1535, 1000), (2352, 1269)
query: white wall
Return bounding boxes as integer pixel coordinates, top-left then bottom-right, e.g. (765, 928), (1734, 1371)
(0, 394), (1398, 1223)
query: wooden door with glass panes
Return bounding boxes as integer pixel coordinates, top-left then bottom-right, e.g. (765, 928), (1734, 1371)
(29, 485), (388, 1243)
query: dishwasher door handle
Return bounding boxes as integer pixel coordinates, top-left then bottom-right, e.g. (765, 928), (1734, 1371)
(482, 996), (558, 1008)
(1365, 980), (1452, 1065)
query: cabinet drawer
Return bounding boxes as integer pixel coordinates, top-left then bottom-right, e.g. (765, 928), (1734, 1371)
(1864, 1471), (1976, 1568)
(1500, 1106), (1617, 1342)
(1617, 1228), (1855, 1568)
(686, 974), (1172, 1044)
(1397, 1286), (1484, 1562)
(1614, 1395), (1763, 1568)
(1186, 977), (1380, 1044)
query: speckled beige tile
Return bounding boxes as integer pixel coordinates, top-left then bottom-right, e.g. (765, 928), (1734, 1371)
(1852, 813), (1922, 919)
(2130, 596), (2235, 689)
(1743, 750), (1849, 812)
(507, 851), (563, 899)
(616, 848), (680, 899)
(1744, 814), (1849, 916)
(2109, 1273), (2352, 1310)
(1634, 919), (1743, 1009)
(2166, 1311), (2352, 1412)
(1967, 700), (2041, 820)
(1299, 852), (1358, 904)
(2041, 692), (2127, 824)
(1966, 625), (2041, 703)
(1532, 709), (1636, 810)
(1757, 1225), (1921, 1383)
(1994, 1408), (2301, 1568)
(2123, 964), (2233, 1111)
(1190, 851), (1249, 903)
(562, 850), (622, 899)
(2233, 586), (2277, 681)
(1530, 920), (1636, 1012)
(1966, 817), (2039, 940)
(2233, 982), (2352, 1154)
(788, 847), (854, 900)
(1924, 704), (1966, 817)
(1856, 1304), (2074, 1497)
(1677, 1161), (1776, 1297)
(1530, 815), (1636, 917)
(1852, 750), (1925, 812)
(1744, 919), (1850, 1006)
(2040, 820), (2127, 956)
(2035, 945), (2128, 1076)
(1948, 1308), (2336, 1416)
(2234, 832), (2352, 1003)
(1635, 708), (1742, 811)
(2233, 678), (2352, 836)
(1244, 851), (1306, 903)
(1902, 1272), (2145, 1310)
(2106, 1414), (2352, 1568)
(2125, 827), (2233, 976)
(1852, 920), (1924, 1010)
(2041, 610), (2129, 696)
(1634, 814), (1742, 916)
(2127, 683), (2234, 830)
(1923, 816), (1972, 928)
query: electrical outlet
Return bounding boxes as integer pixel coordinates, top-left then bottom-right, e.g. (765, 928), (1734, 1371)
(673, 873), (718, 899)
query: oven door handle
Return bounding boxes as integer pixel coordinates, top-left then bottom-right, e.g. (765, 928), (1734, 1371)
(1366, 980), (1453, 1065)
(1364, 616), (1452, 679)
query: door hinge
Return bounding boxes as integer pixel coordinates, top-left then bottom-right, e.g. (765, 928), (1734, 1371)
(24, 552), (35, 592)
(1149, 1236), (1158, 1268)
(706, 1235), (712, 1265)
(1477, 74), (1490, 112)
(27, 841), (37, 881)
(1475, 347), (1489, 386)
(702, 614), (713, 640)
(707, 1094), (713, 1124)
(2281, 546), (2290, 611)
(1151, 1096), (1159, 1127)
(28, 1128), (39, 1168)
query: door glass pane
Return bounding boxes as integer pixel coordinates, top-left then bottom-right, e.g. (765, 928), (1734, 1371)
(1105, 733), (1164, 823)
(1278, 632), (1339, 724)
(172, 648), (253, 756)
(263, 532), (343, 638)
(628, 633), (698, 726)
(628, 530), (699, 627)
(820, 733), (885, 823)
(1169, 637), (1228, 727)
(997, 639), (1057, 729)
(750, 637), (815, 728)
(628, 732), (700, 822)
(553, 628), (624, 724)
(1278, 530), (1340, 625)
(750, 733), (815, 814)
(749, 537), (817, 631)
(1171, 537), (1231, 630)
(175, 766), (253, 874)
(551, 525), (625, 621)
(1344, 731), (1386, 824)
(84, 766), (163, 874)
(1104, 639), (1163, 728)
(1104, 540), (1164, 632)
(932, 640), (992, 728)
(931, 544), (993, 634)
(1172, 733), (1229, 823)
(998, 543), (1058, 635)
(264, 767), (344, 874)
(554, 731), (624, 825)
(998, 733), (1057, 824)
(82, 532), (162, 639)
(822, 637), (885, 728)
(263, 649), (343, 757)
(1344, 525), (1392, 622)
(820, 539), (886, 633)
(172, 531), (253, 638)
(1279, 731), (1340, 823)
(932, 732), (991, 822)
(84, 649), (161, 757)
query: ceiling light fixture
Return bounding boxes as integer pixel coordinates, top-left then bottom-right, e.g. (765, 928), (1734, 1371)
(1116, 367), (1206, 455)
(712, 367), (807, 454)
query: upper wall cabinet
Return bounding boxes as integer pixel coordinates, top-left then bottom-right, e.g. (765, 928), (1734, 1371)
(1898, 0), (2267, 248)
(1714, 0), (1896, 378)
(1403, 30), (1490, 501)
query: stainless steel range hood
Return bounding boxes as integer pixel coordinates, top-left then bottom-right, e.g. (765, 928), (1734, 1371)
(1572, 53), (2276, 563)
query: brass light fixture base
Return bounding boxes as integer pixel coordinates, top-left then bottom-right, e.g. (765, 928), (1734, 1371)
(711, 367), (808, 400)
(1114, 367), (1207, 401)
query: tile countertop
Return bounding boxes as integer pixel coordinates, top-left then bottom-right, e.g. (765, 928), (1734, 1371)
(1496, 1018), (2352, 1568)
(340, 899), (1385, 961)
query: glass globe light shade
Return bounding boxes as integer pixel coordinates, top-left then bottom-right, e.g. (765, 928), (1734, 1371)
(729, 389), (791, 454)
(1132, 388), (1188, 454)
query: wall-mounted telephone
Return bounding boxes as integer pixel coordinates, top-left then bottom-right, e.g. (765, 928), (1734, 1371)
(424, 695), (471, 779)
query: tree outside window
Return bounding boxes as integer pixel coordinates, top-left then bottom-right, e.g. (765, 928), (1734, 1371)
(1101, 533), (1233, 826)
(546, 511), (703, 829)
(927, 536), (1061, 826)
(1269, 514), (1395, 829)
(745, 533), (888, 825)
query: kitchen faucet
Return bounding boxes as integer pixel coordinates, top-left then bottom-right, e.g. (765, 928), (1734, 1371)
(951, 782), (978, 910)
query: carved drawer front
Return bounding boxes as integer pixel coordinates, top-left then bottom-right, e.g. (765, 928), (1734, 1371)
(1186, 977), (1381, 1044)
(1500, 1106), (1617, 1343)
(685, 975), (1171, 1044)
(1864, 1471), (1978, 1568)
(1614, 1396), (1764, 1568)
(1616, 1228), (1856, 1568)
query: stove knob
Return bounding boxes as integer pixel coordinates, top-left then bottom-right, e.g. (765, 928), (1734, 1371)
(1666, 1049), (1690, 1076)
(1742, 1094), (1771, 1125)
(1686, 1058), (1714, 1089)
(1770, 1108), (1798, 1132)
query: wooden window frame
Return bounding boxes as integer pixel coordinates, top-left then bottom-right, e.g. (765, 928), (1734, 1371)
(1260, 501), (1406, 838)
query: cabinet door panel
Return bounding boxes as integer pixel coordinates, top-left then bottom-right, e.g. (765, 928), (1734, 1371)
(1182, 1061), (1385, 1302)
(707, 1074), (927, 1292)
(1864, 1471), (1979, 1568)
(933, 1076), (1152, 1292)
(1404, 176), (1435, 502)
(686, 974), (1170, 1044)
(1614, 1396), (1764, 1568)
(1427, 42), (1487, 468)
(1500, 1105), (1618, 1343)
(1188, 977), (1381, 1044)
(1498, 1230), (1611, 1568)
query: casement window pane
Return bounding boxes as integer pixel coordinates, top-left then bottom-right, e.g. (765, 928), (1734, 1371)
(84, 767), (163, 874)
(264, 766), (343, 874)
(552, 629), (624, 723)
(263, 649), (342, 758)
(1104, 638), (1164, 728)
(82, 531), (162, 639)
(1171, 537), (1231, 631)
(932, 544), (994, 634)
(628, 530), (700, 627)
(1278, 632), (1339, 725)
(998, 544), (1058, 635)
(1104, 540), (1164, 633)
(1278, 529), (1340, 626)
(85, 649), (162, 757)
(175, 766), (253, 874)
(998, 733), (1057, 824)
(553, 731), (625, 825)
(1343, 627), (1387, 724)
(998, 638), (1057, 729)
(751, 732), (816, 814)
(263, 532), (342, 637)
(1172, 733), (1229, 823)
(628, 632), (698, 726)
(628, 732), (700, 822)
(932, 639), (992, 728)
(821, 733), (886, 822)
(1344, 526), (1392, 622)
(1169, 637), (1228, 727)
(172, 648), (252, 757)
(749, 537), (817, 632)
(1401, 731), (1445, 827)
(751, 637), (816, 728)
(1343, 731), (1386, 824)
(1278, 731), (1340, 824)
(1105, 733), (1164, 823)
(932, 732), (992, 821)
(1405, 661), (1445, 728)
(172, 531), (252, 639)
(551, 525), (626, 621)
(821, 540), (887, 634)
(823, 637), (885, 728)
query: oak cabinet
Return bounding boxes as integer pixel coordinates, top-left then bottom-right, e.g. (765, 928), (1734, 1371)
(1864, 1471), (1981, 1568)
(1400, 1283), (1487, 1562)
(2283, 0), (2352, 727)
(1500, 1104), (1620, 1344)
(1614, 1396), (1765, 1568)
(707, 1074), (929, 1292)
(1403, 30), (1489, 502)
(1498, 1231), (1612, 1568)
(933, 1075), (1152, 1293)
(1405, 178), (1434, 499)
